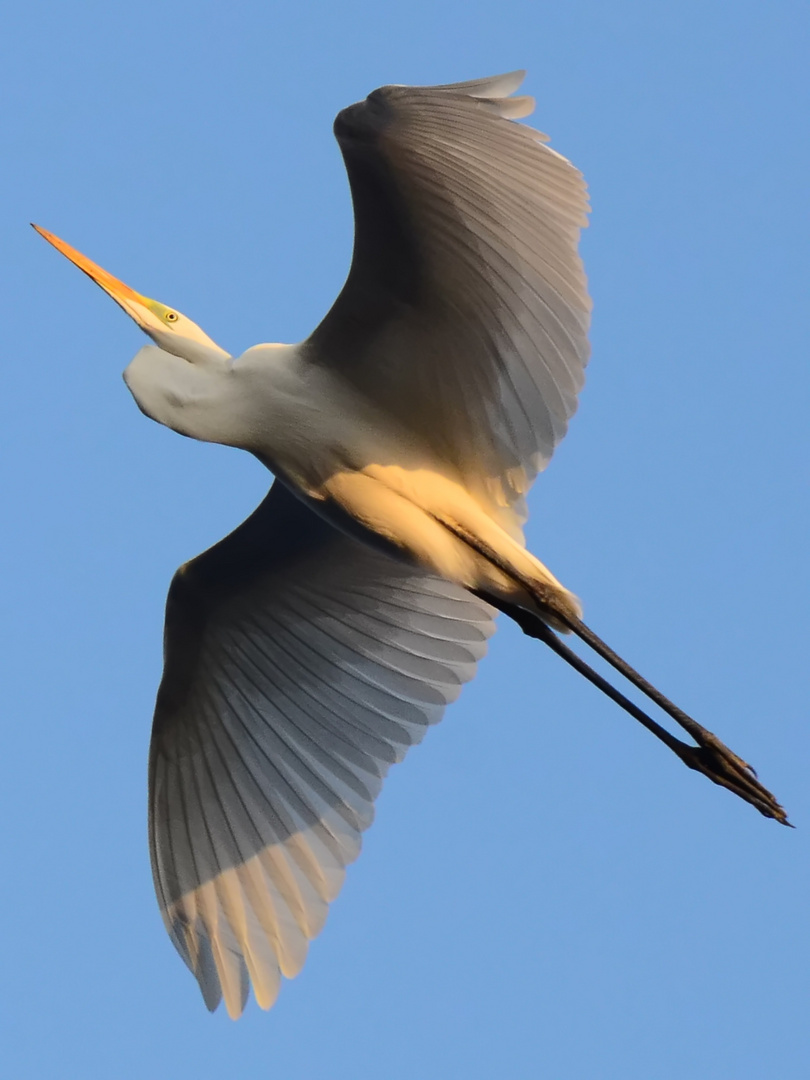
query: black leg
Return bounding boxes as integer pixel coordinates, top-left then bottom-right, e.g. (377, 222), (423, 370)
(490, 597), (790, 826)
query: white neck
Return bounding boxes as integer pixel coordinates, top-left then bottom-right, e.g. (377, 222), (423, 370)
(122, 341), (303, 450)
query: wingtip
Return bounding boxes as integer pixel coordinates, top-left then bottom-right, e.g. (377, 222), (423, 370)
(483, 69), (528, 97)
(224, 996), (246, 1021)
(426, 70), (528, 100)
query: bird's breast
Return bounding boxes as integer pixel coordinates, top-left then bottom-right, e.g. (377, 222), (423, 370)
(236, 344), (431, 494)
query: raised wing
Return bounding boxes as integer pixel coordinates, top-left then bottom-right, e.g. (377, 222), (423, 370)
(149, 481), (495, 1017)
(306, 72), (591, 534)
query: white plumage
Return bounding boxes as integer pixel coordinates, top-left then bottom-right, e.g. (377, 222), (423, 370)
(34, 70), (787, 1020)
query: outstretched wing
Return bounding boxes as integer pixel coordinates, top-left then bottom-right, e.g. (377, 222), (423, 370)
(306, 71), (591, 535)
(149, 481), (495, 1017)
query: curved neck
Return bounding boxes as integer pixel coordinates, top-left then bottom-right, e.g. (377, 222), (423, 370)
(123, 344), (238, 444)
(122, 341), (304, 451)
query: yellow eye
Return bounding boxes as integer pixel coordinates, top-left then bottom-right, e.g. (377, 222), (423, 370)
(165, 311), (179, 323)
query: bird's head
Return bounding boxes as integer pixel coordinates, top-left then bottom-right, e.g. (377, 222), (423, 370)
(32, 224), (228, 365)
(32, 225), (246, 443)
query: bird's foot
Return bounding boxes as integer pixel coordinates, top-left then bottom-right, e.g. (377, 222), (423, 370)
(674, 731), (791, 825)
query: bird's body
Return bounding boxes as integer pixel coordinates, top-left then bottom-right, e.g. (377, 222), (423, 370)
(35, 70), (787, 1019)
(128, 336), (579, 622)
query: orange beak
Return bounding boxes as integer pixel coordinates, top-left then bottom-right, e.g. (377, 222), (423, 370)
(32, 224), (152, 320)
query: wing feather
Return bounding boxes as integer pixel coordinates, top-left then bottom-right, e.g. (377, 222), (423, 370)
(149, 482), (495, 1015)
(307, 72), (591, 535)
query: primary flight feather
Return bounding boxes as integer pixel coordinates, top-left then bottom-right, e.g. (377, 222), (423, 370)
(34, 70), (787, 1019)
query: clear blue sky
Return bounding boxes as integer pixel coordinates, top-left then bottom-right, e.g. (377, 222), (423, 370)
(2, 1), (808, 1077)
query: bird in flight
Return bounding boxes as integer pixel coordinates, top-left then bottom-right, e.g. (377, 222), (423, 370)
(34, 71), (788, 1019)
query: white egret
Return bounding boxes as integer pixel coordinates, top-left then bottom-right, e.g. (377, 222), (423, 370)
(34, 71), (787, 1019)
